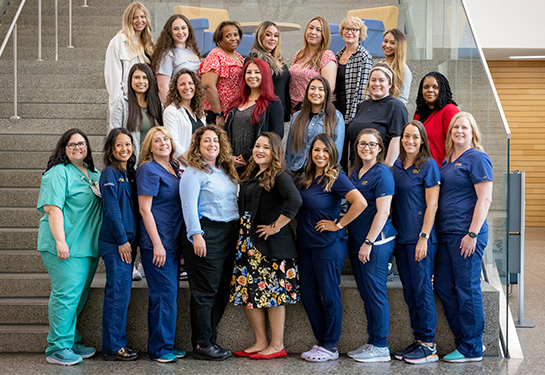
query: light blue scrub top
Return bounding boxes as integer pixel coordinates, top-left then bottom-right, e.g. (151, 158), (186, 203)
(37, 163), (102, 258)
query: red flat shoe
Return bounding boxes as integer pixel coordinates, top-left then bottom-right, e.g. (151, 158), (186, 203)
(233, 350), (259, 357)
(249, 348), (287, 360)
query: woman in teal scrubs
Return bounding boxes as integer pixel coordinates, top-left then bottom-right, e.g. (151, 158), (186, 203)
(37, 128), (102, 366)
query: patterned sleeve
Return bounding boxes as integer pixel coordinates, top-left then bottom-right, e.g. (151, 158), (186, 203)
(199, 48), (223, 76)
(321, 50), (337, 68)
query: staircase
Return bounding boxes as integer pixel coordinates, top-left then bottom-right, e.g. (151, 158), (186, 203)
(0, 0), (130, 351)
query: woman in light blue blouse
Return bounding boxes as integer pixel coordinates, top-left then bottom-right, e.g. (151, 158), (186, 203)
(285, 76), (344, 175)
(179, 125), (239, 361)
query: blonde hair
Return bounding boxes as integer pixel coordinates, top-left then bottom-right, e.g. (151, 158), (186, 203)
(340, 16), (367, 41)
(363, 62), (400, 99)
(138, 126), (180, 168)
(294, 16), (331, 71)
(382, 29), (407, 96)
(250, 21), (284, 75)
(445, 112), (485, 159)
(121, 2), (154, 64)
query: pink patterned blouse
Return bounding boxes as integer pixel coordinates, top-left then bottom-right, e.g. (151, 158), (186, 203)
(199, 47), (244, 114)
(289, 50), (336, 108)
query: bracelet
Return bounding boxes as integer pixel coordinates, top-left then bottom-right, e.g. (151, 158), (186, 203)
(335, 221), (344, 230)
(364, 238), (374, 246)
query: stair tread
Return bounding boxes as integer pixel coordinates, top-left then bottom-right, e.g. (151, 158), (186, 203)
(0, 297), (49, 305)
(0, 325), (49, 333)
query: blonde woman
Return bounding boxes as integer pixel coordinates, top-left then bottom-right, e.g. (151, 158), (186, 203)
(381, 28), (412, 105)
(105, 2), (154, 127)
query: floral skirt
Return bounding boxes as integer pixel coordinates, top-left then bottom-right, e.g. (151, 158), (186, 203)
(230, 212), (299, 308)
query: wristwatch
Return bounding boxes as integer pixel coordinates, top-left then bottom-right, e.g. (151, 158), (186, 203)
(468, 231), (478, 238)
(215, 111), (224, 117)
(419, 232), (430, 240)
(335, 221), (344, 230)
(364, 238), (374, 246)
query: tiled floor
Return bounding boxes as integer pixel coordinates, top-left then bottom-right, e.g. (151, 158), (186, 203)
(1, 228), (543, 374)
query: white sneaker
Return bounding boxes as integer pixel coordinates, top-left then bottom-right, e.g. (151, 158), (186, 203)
(137, 262), (145, 278)
(352, 345), (391, 362)
(132, 266), (142, 281)
(347, 343), (372, 358)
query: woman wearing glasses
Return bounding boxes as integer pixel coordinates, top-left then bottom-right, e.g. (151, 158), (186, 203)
(37, 129), (102, 366)
(347, 129), (397, 363)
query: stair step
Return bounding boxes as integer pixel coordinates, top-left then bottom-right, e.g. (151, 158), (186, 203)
(0, 134), (105, 152)
(0, 119), (107, 136)
(0, 228), (38, 249)
(0, 298), (49, 324)
(0, 188), (39, 207)
(0, 324), (49, 352)
(0, 74), (105, 89)
(0, 89), (107, 104)
(1, 46), (109, 61)
(0, 273), (51, 297)
(0, 251), (45, 272)
(0, 60), (105, 74)
(0, 208), (42, 228)
(0, 151), (104, 170)
(0, 103), (106, 120)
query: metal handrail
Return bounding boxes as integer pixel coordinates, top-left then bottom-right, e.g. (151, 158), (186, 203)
(0, 0), (28, 120)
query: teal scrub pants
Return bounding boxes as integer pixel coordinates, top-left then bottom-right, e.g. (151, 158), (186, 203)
(41, 251), (99, 356)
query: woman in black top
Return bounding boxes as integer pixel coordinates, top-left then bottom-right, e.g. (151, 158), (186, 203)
(230, 132), (302, 359)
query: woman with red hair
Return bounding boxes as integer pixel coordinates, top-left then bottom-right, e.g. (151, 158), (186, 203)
(225, 58), (284, 173)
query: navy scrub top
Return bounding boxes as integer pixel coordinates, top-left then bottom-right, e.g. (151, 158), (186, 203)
(136, 160), (183, 251)
(99, 166), (138, 246)
(392, 158), (440, 245)
(436, 148), (493, 236)
(297, 170), (355, 250)
(347, 162), (397, 251)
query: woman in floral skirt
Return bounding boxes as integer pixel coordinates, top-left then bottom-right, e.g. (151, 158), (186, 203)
(230, 132), (302, 359)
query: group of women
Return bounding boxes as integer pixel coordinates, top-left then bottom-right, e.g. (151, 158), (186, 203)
(36, 1), (493, 367)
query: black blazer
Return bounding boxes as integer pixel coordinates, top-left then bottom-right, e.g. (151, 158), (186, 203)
(239, 170), (302, 259)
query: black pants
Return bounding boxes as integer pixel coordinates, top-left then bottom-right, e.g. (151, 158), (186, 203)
(181, 218), (237, 348)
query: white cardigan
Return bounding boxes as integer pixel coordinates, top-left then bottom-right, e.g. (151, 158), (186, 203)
(163, 103), (205, 159)
(104, 32), (146, 109)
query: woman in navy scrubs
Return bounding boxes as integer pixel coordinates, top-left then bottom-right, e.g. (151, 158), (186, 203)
(99, 128), (139, 361)
(435, 112), (493, 363)
(347, 128), (397, 362)
(136, 126), (185, 363)
(296, 133), (366, 362)
(391, 121), (440, 364)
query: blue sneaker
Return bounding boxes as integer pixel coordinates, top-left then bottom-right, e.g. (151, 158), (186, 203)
(46, 348), (83, 366)
(72, 343), (96, 359)
(404, 343), (438, 364)
(443, 349), (482, 363)
(394, 342), (420, 360)
(173, 349), (186, 358)
(153, 353), (178, 363)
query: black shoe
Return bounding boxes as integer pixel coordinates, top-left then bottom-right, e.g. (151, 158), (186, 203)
(179, 264), (188, 281)
(192, 344), (232, 361)
(103, 346), (139, 361)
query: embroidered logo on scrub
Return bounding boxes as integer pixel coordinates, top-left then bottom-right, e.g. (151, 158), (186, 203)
(455, 163), (462, 167)
(413, 169), (420, 174)
(118, 178), (125, 182)
(361, 181), (368, 185)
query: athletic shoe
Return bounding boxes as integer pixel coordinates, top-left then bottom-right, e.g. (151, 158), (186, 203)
(72, 343), (96, 359)
(132, 266), (142, 281)
(347, 343), (372, 358)
(352, 345), (391, 362)
(404, 343), (438, 364)
(179, 264), (188, 281)
(394, 342), (420, 360)
(443, 349), (482, 363)
(153, 353), (178, 363)
(46, 349), (82, 366)
(173, 349), (186, 358)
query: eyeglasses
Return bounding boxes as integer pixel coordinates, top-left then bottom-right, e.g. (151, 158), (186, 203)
(67, 142), (87, 150)
(343, 27), (360, 34)
(357, 141), (378, 149)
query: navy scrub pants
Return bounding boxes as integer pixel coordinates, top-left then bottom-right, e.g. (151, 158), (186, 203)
(182, 218), (237, 349)
(140, 248), (180, 359)
(99, 240), (136, 354)
(394, 242), (437, 343)
(350, 239), (395, 348)
(434, 232), (487, 358)
(298, 238), (346, 349)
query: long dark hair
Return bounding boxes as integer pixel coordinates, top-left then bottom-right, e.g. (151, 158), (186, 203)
(241, 132), (285, 192)
(299, 133), (339, 192)
(415, 71), (457, 121)
(103, 128), (137, 181)
(399, 120), (432, 170)
(126, 63), (163, 132)
(151, 14), (201, 74)
(229, 58), (277, 126)
(290, 76), (337, 153)
(45, 128), (95, 172)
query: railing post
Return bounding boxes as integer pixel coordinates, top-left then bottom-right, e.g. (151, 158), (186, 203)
(37, 0), (43, 61)
(68, 0), (74, 48)
(11, 24), (20, 121)
(83, 0), (89, 8)
(55, 0), (58, 61)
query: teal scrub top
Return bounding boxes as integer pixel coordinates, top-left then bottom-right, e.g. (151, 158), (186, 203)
(37, 163), (102, 258)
